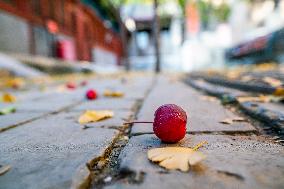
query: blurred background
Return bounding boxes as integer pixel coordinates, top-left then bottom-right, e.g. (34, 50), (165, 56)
(0, 0), (283, 75)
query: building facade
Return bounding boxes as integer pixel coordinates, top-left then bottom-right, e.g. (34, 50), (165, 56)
(0, 0), (123, 65)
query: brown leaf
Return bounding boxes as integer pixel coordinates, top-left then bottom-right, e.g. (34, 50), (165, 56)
(147, 141), (207, 172)
(78, 110), (114, 124)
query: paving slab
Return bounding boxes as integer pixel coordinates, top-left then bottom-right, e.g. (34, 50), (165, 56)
(70, 98), (137, 111)
(0, 112), (43, 132)
(105, 134), (284, 189)
(0, 112), (119, 189)
(86, 75), (154, 100)
(0, 100), (75, 113)
(131, 77), (256, 135)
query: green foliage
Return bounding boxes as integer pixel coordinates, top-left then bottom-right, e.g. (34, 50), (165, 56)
(213, 3), (230, 23)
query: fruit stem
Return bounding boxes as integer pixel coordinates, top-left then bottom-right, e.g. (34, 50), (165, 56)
(124, 121), (154, 124)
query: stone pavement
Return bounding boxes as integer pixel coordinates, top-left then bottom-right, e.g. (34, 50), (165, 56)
(0, 74), (284, 189)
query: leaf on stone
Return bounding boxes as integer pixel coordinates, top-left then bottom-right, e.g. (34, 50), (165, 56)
(274, 87), (284, 96)
(200, 95), (217, 102)
(240, 75), (252, 82)
(0, 165), (11, 176)
(104, 90), (124, 97)
(147, 141), (207, 172)
(236, 95), (271, 103)
(5, 78), (25, 89)
(78, 110), (114, 124)
(263, 77), (282, 87)
(0, 107), (16, 115)
(220, 118), (233, 124)
(237, 95), (283, 103)
(1, 93), (16, 103)
(220, 116), (246, 124)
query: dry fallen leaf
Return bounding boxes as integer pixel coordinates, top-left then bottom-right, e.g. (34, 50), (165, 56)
(147, 141), (207, 172)
(237, 95), (284, 103)
(220, 117), (246, 124)
(5, 78), (25, 89)
(104, 90), (124, 97)
(0, 165), (11, 176)
(263, 77), (282, 87)
(200, 95), (218, 102)
(78, 110), (114, 124)
(274, 87), (284, 96)
(240, 75), (252, 82)
(220, 118), (233, 124)
(1, 93), (16, 103)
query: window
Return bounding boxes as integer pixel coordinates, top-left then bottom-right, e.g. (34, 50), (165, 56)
(1, 0), (15, 5)
(31, 0), (41, 16)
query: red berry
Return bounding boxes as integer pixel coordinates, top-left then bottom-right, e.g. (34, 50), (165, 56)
(86, 89), (97, 100)
(66, 82), (76, 89)
(153, 104), (187, 143)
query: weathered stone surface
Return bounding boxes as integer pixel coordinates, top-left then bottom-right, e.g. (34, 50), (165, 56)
(0, 112), (119, 189)
(185, 77), (247, 98)
(71, 98), (137, 111)
(0, 112), (43, 132)
(131, 77), (256, 135)
(0, 100), (75, 113)
(106, 134), (284, 189)
(86, 75), (154, 100)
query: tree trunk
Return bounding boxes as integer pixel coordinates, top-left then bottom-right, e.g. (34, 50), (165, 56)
(153, 0), (161, 73)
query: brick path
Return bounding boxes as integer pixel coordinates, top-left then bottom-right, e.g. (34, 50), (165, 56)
(0, 74), (283, 189)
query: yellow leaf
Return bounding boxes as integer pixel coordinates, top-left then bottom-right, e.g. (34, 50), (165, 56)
(147, 141), (207, 172)
(274, 87), (284, 96)
(104, 90), (124, 97)
(200, 95), (217, 102)
(237, 95), (283, 103)
(78, 110), (114, 124)
(263, 77), (282, 87)
(5, 78), (25, 89)
(2, 93), (16, 103)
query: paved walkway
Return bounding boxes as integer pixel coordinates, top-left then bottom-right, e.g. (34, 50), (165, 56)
(0, 74), (283, 189)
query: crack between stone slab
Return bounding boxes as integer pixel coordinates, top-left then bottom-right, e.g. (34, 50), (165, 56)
(88, 77), (158, 189)
(216, 170), (245, 181)
(130, 130), (259, 137)
(0, 100), (83, 133)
